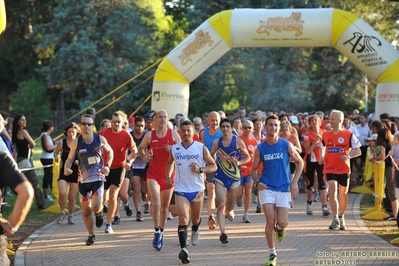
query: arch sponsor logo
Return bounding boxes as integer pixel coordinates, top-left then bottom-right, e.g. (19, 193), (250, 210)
(256, 12), (304, 37)
(178, 30), (214, 66)
(377, 93), (399, 103)
(153, 91), (184, 102)
(343, 32), (386, 68)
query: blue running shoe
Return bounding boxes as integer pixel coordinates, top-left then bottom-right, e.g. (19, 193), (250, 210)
(157, 232), (164, 251)
(153, 231), (162, 251)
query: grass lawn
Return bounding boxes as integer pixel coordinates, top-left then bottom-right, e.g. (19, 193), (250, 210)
(359, 193), (399, 246)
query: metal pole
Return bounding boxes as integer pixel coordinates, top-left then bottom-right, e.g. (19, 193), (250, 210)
(365, 74), (368, 113)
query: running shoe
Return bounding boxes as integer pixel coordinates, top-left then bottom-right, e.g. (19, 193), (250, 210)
(276, 228), (286, 243)
(329, 218), (340, 230)
(322, 206), (331, 216)
(136, 211), (143, 222)
(95, 212), (104, 228)
(253, 192), (258, 203)
(167, 211), (173, 220)
(105, 223), (113, 233)
(266, 253), (277, 266)
(226, 210), (235, 222)
(256, 204), (262, 213)
(112, 215), (121, 225)
(125, 205), (133, 217)
(306, 204), (313, 215)
(243, 213), (251, 223)
(103, 204), (108, 213)
(208, 215), (216, 230)
(57, 211), (66, 224)
(153, 231), (163, 251)
(339, 216), (347, 230)
(191, 229), (199, 246)
(37, 205), (47, 210)
(313, 192), (320, 202)
(68, 216), (75, 225)
(220, 232), (228, 244)
(236, 197), (242, 207)
(178, 247), (190, 264)
(85, 234), (96, 246)
(45, 195), (55, 202)
(144, 202), (150, 214)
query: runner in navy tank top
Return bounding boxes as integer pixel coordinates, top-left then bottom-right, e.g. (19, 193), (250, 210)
(64, 114), (114, 246)
(211, 118), (250, 244)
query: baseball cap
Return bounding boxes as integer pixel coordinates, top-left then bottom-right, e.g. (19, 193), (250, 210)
(144, 114), (153, 121)
(289, 115), (299, 124)
(128, 117), (135, 124)
(366, 134), (378, 141)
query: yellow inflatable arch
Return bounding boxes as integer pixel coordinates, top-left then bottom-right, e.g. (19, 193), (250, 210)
(151, 8), (399, 118)
(0, 0), (5, 34)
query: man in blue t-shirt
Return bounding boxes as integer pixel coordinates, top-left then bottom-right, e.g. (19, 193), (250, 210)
(251, 114), (303, 266)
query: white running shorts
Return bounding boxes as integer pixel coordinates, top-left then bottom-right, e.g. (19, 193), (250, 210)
(259, 189), (291, 208)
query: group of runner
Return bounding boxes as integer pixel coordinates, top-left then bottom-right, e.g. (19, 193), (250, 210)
(16, 106), (394, 266)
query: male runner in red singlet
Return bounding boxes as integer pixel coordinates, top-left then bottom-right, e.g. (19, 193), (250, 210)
(137, 109), (181, 251)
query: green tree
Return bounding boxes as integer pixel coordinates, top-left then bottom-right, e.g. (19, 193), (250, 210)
(10, 79), (51, 135)
(0, 0), (55, 110)
(34, 0), (172, 115)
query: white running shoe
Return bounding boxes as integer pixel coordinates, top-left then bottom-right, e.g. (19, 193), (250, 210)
(191, 229), (199, 246)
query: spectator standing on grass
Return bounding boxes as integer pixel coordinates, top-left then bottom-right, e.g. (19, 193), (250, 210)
(40, 120), (57, 202)
(12, 114), (47, 210)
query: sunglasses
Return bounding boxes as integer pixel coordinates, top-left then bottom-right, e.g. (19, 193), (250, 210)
(81, 122), (93, 126)
(243, 127), (252, 129)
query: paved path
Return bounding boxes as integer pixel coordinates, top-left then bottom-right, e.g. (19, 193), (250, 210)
(16, 193), (399, 266)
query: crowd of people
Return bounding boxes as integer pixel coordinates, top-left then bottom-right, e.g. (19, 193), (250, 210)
(0, 106), (398, 265)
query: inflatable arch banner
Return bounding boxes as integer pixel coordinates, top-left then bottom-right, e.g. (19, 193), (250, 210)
(0, 0), (6, 34)
(152, 8), (399, 118)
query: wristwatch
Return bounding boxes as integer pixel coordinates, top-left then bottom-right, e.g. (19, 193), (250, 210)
(4, 222), (18, 233)
(105, 164), (110, 168)
(199, 167), (203, 174)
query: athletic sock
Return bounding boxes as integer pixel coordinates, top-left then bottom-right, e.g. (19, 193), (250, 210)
(269, 247), (277, 256)
(178, 225), (188, 248)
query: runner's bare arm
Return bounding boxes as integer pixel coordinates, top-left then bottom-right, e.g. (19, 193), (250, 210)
(166, 151), (175, 186)
(288, 142), (303, 184)
(250, 149), (261, 184)
(236, 138), (250, 166)
(64, 138), (78, 176)
(137, 131), (151, 162)
(202, 146), (217, 174)
(210, 139), (218, 160)
(53, 141), (63, 163)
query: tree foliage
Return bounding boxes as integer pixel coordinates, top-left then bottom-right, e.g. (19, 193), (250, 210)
(0, 0), (397, 120)
(33, 0), (171, 114)
(10, 79), (51, 134)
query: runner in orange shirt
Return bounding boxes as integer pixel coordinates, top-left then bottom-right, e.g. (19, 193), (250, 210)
(303, 115), (330, 216)
(238, 120), (258, 223)
(319, 110), (361, 230)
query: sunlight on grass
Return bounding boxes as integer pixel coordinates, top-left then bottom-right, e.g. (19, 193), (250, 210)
(360, 194), (399, 246)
